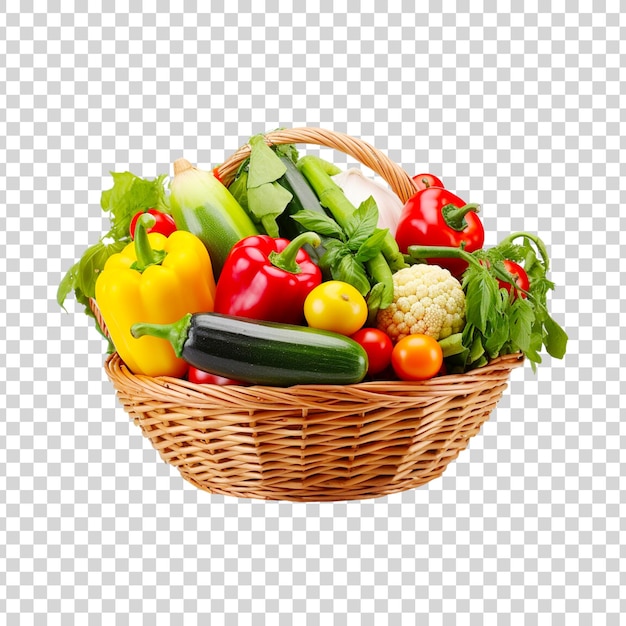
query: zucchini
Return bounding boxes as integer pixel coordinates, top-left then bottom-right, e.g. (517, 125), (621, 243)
(131, 312), (368, 387)
(169, 159), (259, 278)
(276, 156), (329, 261)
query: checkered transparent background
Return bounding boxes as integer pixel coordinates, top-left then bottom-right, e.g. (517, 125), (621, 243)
(1, 2), (624, 624)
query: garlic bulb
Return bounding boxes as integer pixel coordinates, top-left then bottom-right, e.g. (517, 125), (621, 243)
(332, 168), (404, 237)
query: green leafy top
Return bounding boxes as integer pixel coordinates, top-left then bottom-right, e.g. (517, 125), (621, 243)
(234, 135), (293, 237)
(291, 196), (389, 297)
(407, 232), (568, 373)
(57, 171), (170, 346)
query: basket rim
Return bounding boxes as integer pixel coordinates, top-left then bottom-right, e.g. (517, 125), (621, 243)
(215, 126), (419, 204)
(103, 349), (524, 395)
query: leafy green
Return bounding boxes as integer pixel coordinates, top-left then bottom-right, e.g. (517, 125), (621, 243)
(290, 209), (345, 240)
(344, 197), (379, 249)
(247, 135), (287, 187)
(459, 235), (567, 371)
(239, 134), (293, 237)
(57, 171), (169, 331)
(100, 172), (169, 241)
(508, 296), (535, 353)
(463, 269), (500, 334)
(409, 232), (568, 373)
(291, 197), (388, 299)
(228, 169), (249, 212)
(542, 312), (569, 360)
(333, 252), (372, 296)
(246, 181), (293, 238)
(354, 229), (389, 263)
(272, 142), (299, 164)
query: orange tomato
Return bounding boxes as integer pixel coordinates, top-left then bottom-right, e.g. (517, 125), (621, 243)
(391, 334), (443, 381)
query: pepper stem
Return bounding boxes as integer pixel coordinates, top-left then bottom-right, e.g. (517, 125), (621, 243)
(442, 203), (480, 231)
(268, 231), (321, 273)
(132, 213), (167, 272)
(130, 313), (192, 358)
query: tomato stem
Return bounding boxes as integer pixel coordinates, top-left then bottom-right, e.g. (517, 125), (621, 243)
(499, 231), (551, 272)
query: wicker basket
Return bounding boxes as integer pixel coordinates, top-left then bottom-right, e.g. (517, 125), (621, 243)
(96, 127), (525, 502)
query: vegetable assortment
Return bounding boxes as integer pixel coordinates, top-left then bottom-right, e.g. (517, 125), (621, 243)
(58, 133), (567, 387)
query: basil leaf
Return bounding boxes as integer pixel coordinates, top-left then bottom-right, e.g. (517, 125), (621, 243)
(317, 240), (349, 274)
(345, 196), (379, 249)
(291, 209), (345, 240)
(331, 253), (371, 296)
(354, 228), (388, 262)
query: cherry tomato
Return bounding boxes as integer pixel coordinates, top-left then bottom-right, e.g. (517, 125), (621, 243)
(350, 327), (393, 375)
(391, 334), (443, 381)
(500, 260), (530, 300)
(187, 367), (241, 386)
(412, 173), (444, 190)
(130, 209), (177, 239)
(303, 281), (368, 336)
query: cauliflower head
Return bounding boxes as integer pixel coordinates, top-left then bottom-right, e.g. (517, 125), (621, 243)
(376, 263), (466, 343)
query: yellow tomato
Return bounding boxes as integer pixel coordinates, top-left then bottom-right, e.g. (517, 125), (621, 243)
(304, 281), (368, 336)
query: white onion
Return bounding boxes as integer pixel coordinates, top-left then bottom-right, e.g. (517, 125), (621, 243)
(332, 168), (404, 237)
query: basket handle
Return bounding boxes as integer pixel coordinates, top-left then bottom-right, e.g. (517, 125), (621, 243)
(216, 127), (419, 204)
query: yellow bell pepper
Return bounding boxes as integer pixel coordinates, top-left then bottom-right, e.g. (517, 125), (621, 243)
(95, 214), (216, 377)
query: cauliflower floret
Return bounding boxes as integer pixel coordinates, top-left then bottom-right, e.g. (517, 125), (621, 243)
(376, 264), (466, 343)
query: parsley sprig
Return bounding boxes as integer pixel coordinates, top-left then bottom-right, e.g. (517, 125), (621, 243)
(408, 232), (568, 373)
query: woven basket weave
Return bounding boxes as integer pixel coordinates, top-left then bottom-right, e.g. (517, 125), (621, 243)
(97, 127), (524, 502)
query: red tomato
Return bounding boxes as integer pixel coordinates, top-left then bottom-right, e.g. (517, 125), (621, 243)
(391, 334), (443, 381)
(129, 209), (177, 239)
(187, 367), (241, 386)
(500, 260), (530, 300)
(412, 173), (444, 190)
(350, 327), (393, 376)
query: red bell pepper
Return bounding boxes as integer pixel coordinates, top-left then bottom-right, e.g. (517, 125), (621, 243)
(395, 187), (484, 278)
(214, 231), (322, 325)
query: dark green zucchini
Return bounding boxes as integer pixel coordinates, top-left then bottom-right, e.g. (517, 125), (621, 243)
(276, 156), (329, 261)
(131, 312), (368, 387)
